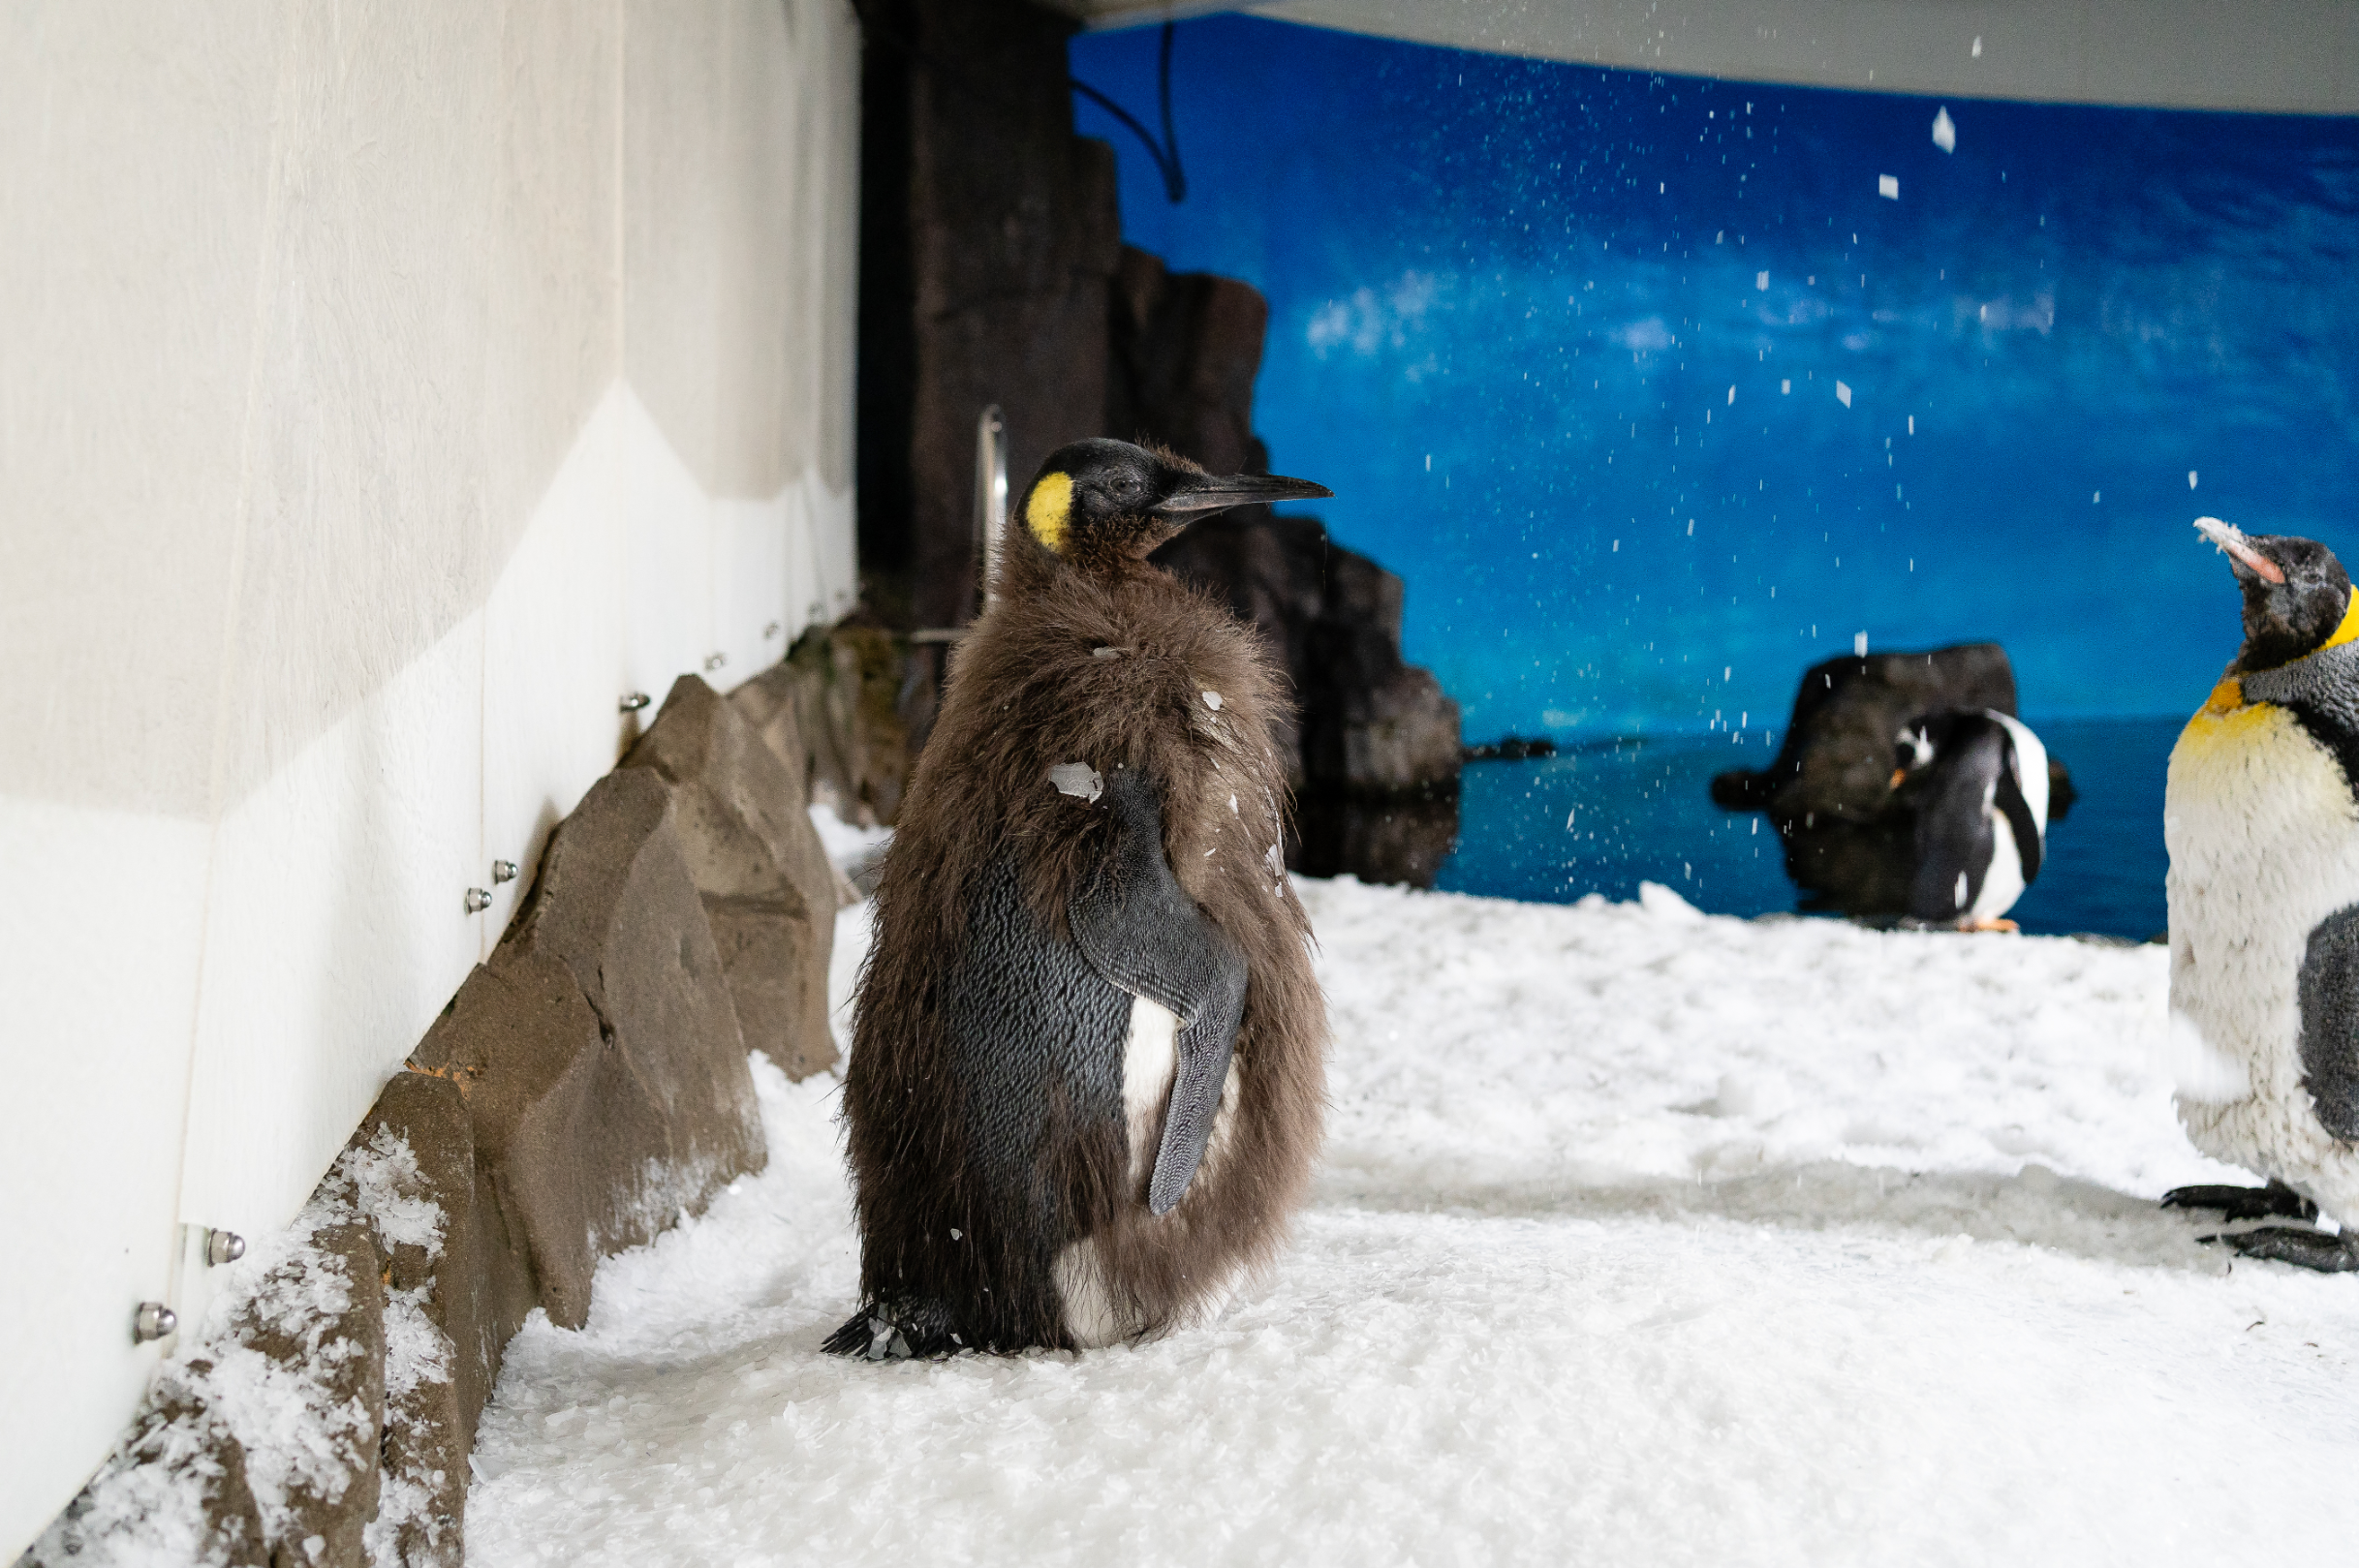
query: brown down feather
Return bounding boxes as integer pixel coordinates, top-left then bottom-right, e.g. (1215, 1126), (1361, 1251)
(840, 511), (1329, 1352)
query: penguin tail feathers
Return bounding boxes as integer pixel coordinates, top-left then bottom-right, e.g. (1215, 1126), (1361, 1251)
(823, 1298), (967, 1361)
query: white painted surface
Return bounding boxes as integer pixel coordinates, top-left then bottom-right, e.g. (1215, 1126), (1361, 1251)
(1071, 0), (2359, 115)
(0, 1), (860, 1553)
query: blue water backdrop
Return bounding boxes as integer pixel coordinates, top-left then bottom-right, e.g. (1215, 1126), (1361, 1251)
(1072, 18), (2359, 740)
(1436, 716), (2175, 938)
(1071, 18), (2353, 937)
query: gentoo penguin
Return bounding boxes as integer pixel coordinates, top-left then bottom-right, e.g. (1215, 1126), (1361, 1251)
(1889, 710), (2051, 930)
(2161, 516), (2359, 1271)
(826, 439), (1334, 1356)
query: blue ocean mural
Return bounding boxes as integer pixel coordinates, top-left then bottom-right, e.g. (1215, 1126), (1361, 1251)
(1074, 17), (2359, 734)
(1071, 16), (2359, 937)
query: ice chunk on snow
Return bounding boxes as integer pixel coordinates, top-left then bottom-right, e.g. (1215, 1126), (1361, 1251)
(1636, 880), (1703, 922)
(1932, 108), (1956, 153)
(1716, 1070), (1795, 1119)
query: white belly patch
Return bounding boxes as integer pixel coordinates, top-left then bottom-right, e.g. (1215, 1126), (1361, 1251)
(2169, 697), (2359, 1218)
(1970, 809), (2026, 920)
(1055, 996), (1244, 1346)
(1123, 995), (1179, 1184)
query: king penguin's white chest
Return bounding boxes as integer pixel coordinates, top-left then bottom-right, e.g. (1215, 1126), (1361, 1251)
(2166, 692), (2359, 1193)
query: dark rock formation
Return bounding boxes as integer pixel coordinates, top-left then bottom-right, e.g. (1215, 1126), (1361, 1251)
(1289, 791), (1463, 888)
(850, 4), (1464, 877)
(855, 0), (1121, 632)
(1107, 246), (1263, 476)
(1116, 244), (1461, 846)
(1465, 735), (1558, 761)
(1155, 511), (1462, 800)
(627, 675), (840, 1079)
(1710, 644), (2076, 916)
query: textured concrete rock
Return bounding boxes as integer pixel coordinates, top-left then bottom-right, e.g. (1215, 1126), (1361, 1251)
(748, 628), (915, 828)
(233, 1217), (385, 1568)
(416, 769), (763, 1328)
(20, 1366), (268, 1567)
(627, 675), (839, 1078)
(357, 1073), (528, 1447)
(352, 1072), (525, 1567)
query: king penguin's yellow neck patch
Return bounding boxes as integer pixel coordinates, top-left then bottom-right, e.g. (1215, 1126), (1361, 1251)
(1027, 472), (1072, 555)
(2319, 588), (2359, 654)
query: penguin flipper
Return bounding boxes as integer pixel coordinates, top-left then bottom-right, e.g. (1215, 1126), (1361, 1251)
(1071, 768), (1249, 1216)
(2297, 901), (2359, 1142)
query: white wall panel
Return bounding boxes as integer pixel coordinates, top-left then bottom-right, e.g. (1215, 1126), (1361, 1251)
(480, 387), (635, 945)
(0, 0), (864, 1553)
(177, 616), (486, 1248)
(0, 805), (211, 1545)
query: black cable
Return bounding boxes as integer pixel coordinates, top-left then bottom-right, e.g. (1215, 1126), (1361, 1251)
(850, 3), (1188, 206)
(1071, 22), (1187, 203)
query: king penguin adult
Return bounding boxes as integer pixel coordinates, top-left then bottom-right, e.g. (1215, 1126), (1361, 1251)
(826, 439), (1335, 1356)
(2162, 515), (2359, 1272)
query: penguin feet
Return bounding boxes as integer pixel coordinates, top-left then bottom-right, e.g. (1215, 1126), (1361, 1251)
(2162, 1181), (2319, 1223)
(821, 1298), (964, 1360)
(1958, 917), (2020, 934)
(2198, 1226), (2359, 1274)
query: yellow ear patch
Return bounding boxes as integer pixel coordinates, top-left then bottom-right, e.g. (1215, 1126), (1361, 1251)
(1027, 472), (1072, 555)
(2320, 588), (2359, 654)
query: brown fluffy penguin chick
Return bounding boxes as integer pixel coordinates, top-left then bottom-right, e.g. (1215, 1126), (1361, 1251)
(826, 438), (1333, 1359)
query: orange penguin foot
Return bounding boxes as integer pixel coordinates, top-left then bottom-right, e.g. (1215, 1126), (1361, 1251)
(1957, 917), (2020, 934)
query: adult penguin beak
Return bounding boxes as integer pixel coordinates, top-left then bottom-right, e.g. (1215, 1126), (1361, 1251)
(2194, 516), (2285, 585)
(1153, 471), (1334, 518)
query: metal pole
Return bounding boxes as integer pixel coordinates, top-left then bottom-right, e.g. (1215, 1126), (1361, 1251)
(974, 404), (1008, 614)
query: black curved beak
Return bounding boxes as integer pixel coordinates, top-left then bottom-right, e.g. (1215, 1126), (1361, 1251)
(1152, 472), (1333, 517)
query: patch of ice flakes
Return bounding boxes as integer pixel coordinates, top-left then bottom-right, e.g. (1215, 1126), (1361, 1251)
(457, 886), (2356, 1568)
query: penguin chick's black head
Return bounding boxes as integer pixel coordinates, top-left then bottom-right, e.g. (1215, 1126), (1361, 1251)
(2195, 516), (2353, 672)
(1016, 439), (1332, 571)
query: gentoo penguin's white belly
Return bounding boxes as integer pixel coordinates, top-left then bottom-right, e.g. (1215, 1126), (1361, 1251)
(2167, 693), (2359, 1219)
(1055, 996), (1245, 1347)
(1970, 809), (2026, 921)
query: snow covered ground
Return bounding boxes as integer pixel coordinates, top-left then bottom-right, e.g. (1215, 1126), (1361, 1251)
(465, 872), (2359, 1567)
